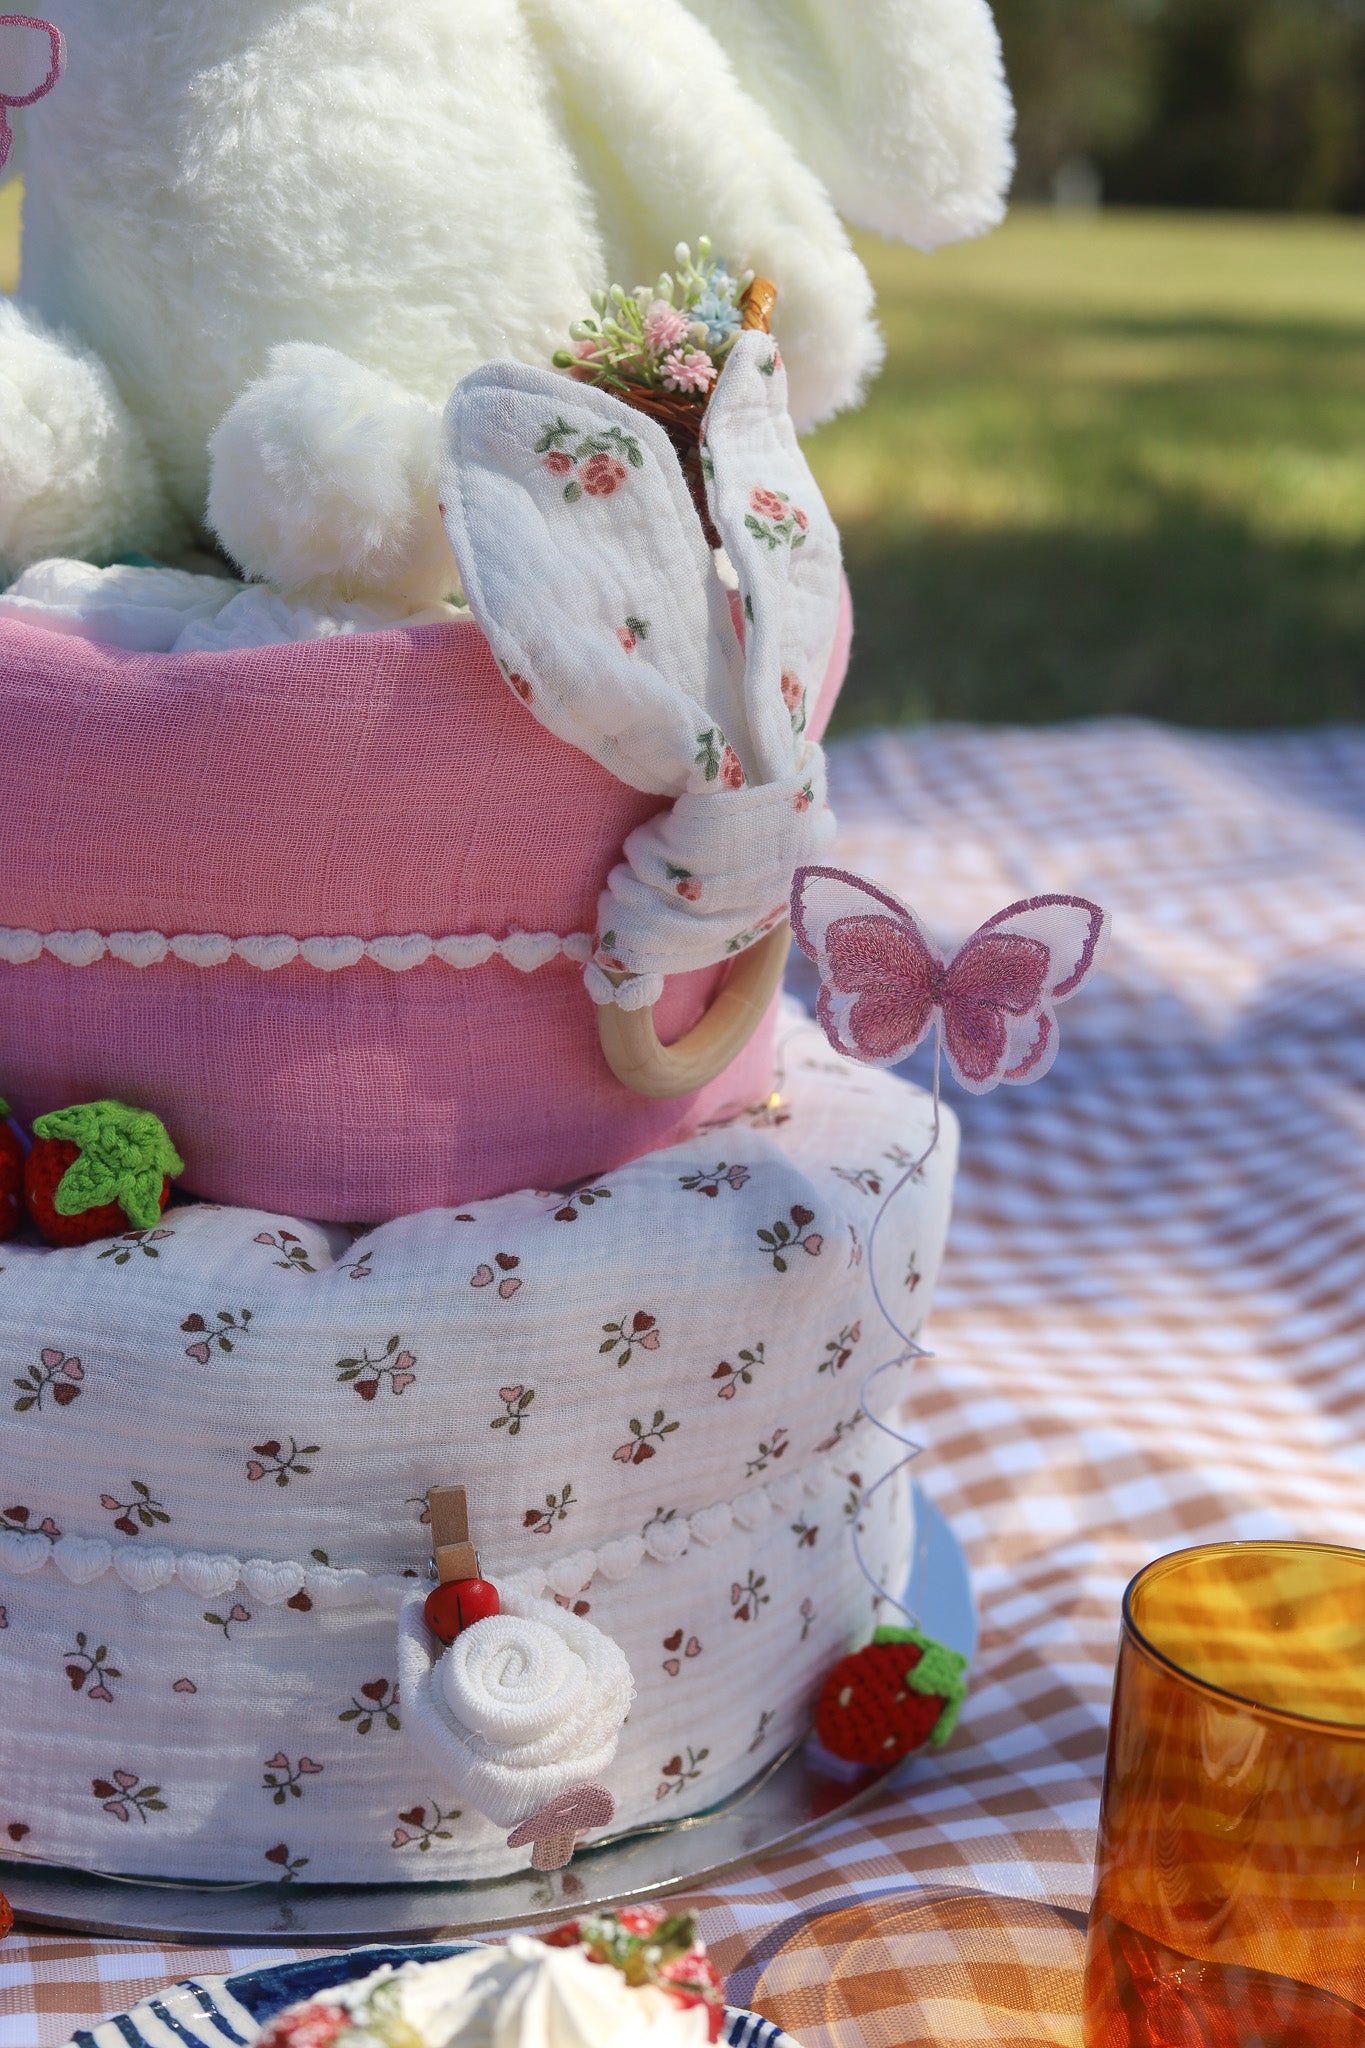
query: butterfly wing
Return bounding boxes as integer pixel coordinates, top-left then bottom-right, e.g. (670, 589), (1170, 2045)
(0, 16), (64, 172)
(942, 894), (1109, 1092)
(791, 864), (942, 1067)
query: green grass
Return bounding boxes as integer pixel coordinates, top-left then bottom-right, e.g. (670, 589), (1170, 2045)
(815, 210), (1365, 730)
(4, 190), (1362, 727)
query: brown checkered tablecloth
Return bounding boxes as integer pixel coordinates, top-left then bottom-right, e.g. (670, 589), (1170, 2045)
(5, 722), (1363, 2045)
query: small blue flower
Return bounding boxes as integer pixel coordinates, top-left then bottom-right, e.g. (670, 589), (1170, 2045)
(692, 274), (742, 351)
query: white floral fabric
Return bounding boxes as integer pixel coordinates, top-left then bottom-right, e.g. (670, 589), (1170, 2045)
(439, 339), (842, 1005)
(0, 1007), (957, 1882)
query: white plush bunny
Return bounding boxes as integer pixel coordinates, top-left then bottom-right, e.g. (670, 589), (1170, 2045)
(0, 0), (1012, 594)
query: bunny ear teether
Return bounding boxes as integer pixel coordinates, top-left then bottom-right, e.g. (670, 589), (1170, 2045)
(439, 340), (843, 1033)
(0, 17), (64, 173)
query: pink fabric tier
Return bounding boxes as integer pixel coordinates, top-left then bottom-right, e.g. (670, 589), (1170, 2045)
(0, 584), (850, 1220)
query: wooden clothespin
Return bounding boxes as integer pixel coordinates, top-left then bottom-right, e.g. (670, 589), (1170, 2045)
(428, 1485), (478, 1584)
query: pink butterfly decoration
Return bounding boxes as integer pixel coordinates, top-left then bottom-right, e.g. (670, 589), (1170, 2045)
(791, 865), (1109, 1094)
(0, 16), (64, 172)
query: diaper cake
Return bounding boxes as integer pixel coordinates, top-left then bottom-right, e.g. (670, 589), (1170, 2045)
(0, 3), (1014, 1887)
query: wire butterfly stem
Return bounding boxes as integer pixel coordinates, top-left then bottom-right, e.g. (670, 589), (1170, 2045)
(848, 1026), (945, 1630)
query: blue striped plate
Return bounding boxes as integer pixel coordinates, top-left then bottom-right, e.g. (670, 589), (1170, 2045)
(65, 1942), (798, 2048)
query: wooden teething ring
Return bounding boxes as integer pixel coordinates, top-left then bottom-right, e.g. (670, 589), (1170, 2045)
(598, 920), (791, 1100)
(597, 275), (785, 1101)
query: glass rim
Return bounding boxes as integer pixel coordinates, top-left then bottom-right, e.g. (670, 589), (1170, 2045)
(1121, 1538), (1365, 1736)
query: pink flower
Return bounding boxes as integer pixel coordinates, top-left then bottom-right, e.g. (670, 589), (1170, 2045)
(88, 1684), (113, 1703)
(253, 1233), (274, 1246)
(793, 790), (810, 814)
(229, 1604), (250, 1623)
(803, 1234), (824, 1256)
(612, 1443), (634, 1463)
(720, 746), (745, 791)
(391, 1371), (416, 1394)
(298, 1758), (323, 1775)
(246, 1461), (265, 1482)
(104, 1801), (130, 1822)
(41, 1348), (64, 1368)
(508, 672), (533, 703)
(616, 625), (637, 652)
(675, 876), (702, 902)
(643, 299), (688, 353)
(497, 1277), (521, 1299)
(725, 1166), (750, 1190)
(750, 487), (786, 521)
(60, 1357), (82, 1380)
(543, 450), (573, 477)
(661, 348), (717, 395)
(580, 452), (629, 497)
(392, 1826), (412, 1847)
(173, 1678), (197, 1694)
(638, 1331), (661, 1352)
(781, 671), (804, 712)
(793, 505), (809, 532)
(113, 1771), (138, 1789)
(499, 1385), (524, 1405)
(185, 1341), (211, 1365)
(100, 1494), (119, 1510)
(266, 1752), (289, 1770)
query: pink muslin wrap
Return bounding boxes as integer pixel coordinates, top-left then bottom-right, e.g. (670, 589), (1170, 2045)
(0, 586), (849, 1219)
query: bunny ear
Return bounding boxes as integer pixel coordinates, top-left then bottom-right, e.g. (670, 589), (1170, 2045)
(440, 363), (744, 798)
(702, 333), (843, 783)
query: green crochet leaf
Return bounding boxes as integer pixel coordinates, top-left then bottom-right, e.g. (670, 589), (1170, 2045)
(31, 1100), (184, 1230)
(873, 1624), (970, 1747)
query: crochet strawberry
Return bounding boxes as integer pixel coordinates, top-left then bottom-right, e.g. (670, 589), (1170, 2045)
(23, 1100), (183, 1248)
(0, 1100), (23, 1241)
(814, 1625), (969, 1767)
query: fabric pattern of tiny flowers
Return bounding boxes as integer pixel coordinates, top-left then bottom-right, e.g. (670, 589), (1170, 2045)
(552, 236), (754, 404)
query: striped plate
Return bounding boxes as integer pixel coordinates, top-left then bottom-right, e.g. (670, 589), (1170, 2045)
(64, 1942), (797, 2048)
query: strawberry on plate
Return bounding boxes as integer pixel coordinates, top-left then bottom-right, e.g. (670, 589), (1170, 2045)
(23, 1099), (183, 1247)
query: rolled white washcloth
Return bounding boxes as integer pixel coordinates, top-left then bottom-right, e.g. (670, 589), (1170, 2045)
(397, 1588), (635, 1829)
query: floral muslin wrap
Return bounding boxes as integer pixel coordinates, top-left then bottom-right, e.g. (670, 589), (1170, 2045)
(439, 335), (841, 1008)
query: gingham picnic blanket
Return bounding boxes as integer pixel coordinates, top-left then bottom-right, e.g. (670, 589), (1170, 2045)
(6, 720), (1364, 2047)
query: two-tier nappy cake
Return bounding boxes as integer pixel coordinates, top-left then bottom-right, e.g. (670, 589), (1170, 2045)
(0, 0), (1015, 1885)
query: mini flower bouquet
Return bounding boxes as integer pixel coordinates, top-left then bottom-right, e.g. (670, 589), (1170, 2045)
(553, 236), (776, 538)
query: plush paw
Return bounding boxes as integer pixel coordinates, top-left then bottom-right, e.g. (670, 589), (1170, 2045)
(0, 301), (176, 581)
(207, 344), (459, 607)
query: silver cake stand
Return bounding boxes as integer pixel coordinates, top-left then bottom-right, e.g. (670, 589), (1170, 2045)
(3, 1485), (974, 1944)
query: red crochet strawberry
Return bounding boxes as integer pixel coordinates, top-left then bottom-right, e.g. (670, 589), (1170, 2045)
(814, 1625), (968, 1766)
(23, 1100), (183, 1248)
(0, 1101), (23, 1241)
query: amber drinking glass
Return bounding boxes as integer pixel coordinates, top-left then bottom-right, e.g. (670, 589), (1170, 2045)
(1084, 1541), (1365, 2046)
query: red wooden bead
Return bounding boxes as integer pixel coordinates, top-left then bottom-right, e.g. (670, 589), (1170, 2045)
(424, 1577), (500, 1645)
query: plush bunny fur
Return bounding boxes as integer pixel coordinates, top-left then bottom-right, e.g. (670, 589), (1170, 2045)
(0, 0), (1012, 592)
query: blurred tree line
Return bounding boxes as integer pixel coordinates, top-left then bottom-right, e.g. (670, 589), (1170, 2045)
(994, 0), (1365, 210)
